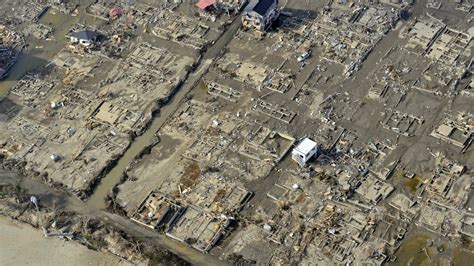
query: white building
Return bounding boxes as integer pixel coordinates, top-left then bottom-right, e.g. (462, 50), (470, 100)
(69, 30), (102, 46)
(291, 138), (317, 167)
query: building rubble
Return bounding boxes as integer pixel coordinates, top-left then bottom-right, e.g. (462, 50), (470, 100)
(0, 0), (473, 265)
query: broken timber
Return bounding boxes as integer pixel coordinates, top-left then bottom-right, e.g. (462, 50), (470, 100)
(253, 99), (296, 124)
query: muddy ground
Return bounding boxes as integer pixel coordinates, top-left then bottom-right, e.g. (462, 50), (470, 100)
(0, 167), (206, 265)
(0, 216), (131, 266)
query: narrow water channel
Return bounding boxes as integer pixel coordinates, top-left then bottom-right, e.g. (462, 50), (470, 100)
(0, 168), (226, 266)
(1, 5), (240, 215)
(86, 16), (242, 209)
(87, 64), (208, 209)
(0, 7), (233, 265)
(86, 110), (167, 209)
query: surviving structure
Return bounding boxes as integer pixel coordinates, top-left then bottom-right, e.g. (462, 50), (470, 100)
(291, 138), (318, 167)
(1, 0), (473, 265)
(69, 30), (102, 46)
(241, 0), (279, 32)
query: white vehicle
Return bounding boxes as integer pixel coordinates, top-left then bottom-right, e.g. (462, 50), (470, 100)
(297, 51), (311, 62)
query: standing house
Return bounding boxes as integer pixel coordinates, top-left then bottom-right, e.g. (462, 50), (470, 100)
(292, 138), (318, 167)
(241, 0), (279, 32)
(69, 30), (102, 46)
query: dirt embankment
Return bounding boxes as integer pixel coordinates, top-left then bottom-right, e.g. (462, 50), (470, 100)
(0, 216), (131, 266)
(0, 168), (190, 266)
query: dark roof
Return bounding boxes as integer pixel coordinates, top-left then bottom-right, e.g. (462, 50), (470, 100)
(70, 30), (102, 41)
(244, 0), (276, 16)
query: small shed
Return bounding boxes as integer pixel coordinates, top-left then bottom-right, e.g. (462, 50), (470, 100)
(70, 30), (102, 46)
(291, 138), (317, 167)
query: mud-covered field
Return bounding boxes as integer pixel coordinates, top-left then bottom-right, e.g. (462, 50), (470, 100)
(0, 217), (131, 266)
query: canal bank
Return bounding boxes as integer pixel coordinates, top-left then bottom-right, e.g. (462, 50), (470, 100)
(0, 216), (131, 266)
(87, 17), (243, 209)
(1, 12), (242, 266)
(0, 167), (226, 266)
(86, 59), (211, 209)
(1, 4), (241, 264)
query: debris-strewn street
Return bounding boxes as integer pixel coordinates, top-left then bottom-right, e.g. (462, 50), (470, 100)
(0, 0), (473, 265)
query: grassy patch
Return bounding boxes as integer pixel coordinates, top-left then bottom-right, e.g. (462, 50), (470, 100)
(452, 242), (474, 266)
(179, 161), (201, 190)
(391, 170), (405, 181)
(143, 250), (168, 265)
(404, 175), (422, 193)
(196, 80), (207, 91)
(391, 234), (430, 266)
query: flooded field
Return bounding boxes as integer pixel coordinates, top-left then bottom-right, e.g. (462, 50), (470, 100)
(0, 217), (131, 266)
